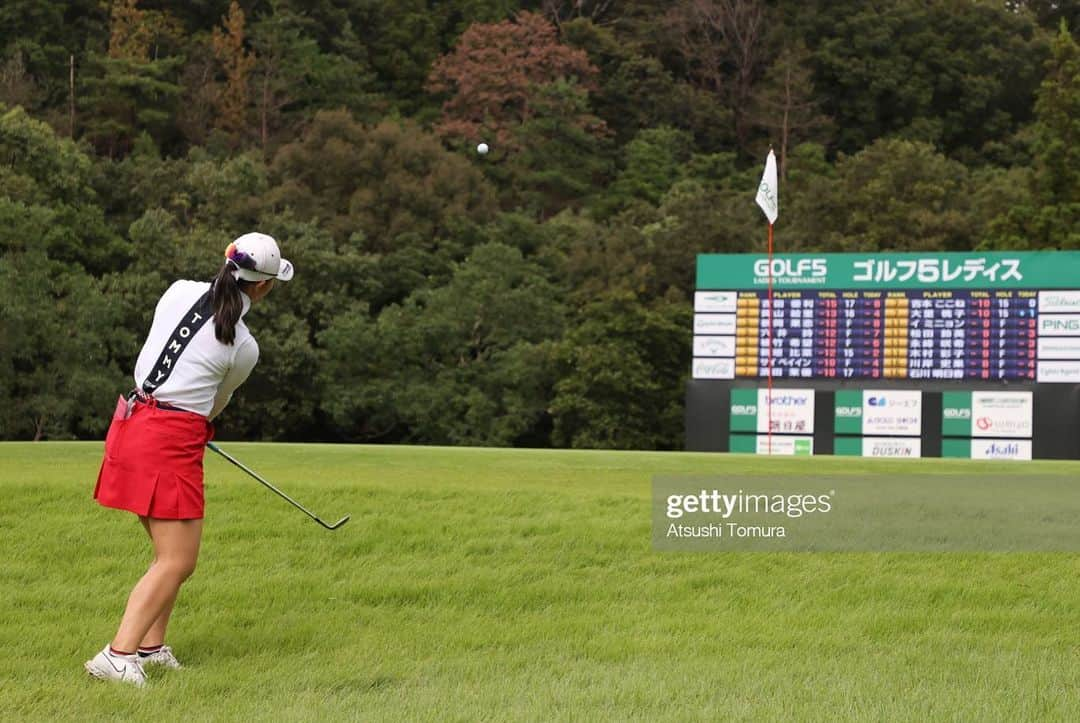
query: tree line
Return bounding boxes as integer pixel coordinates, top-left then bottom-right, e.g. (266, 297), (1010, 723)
(1, 1), (1077, 445)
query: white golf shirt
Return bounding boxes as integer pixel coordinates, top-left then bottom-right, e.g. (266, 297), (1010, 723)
(133, 280), (259, 419)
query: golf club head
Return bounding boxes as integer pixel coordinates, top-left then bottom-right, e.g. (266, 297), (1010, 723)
(318, 515), (350, 530)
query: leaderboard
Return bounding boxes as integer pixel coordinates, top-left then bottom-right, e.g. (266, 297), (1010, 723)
(692, 252), (1080, 384)
(727, 289), (1038, 381)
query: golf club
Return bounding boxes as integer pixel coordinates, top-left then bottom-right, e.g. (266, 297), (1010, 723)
(207, 441), (349, 530)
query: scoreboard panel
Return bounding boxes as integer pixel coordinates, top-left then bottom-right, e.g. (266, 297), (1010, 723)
(727, 289), (1038, 381)
(688, 252), (1080, 459)
(692, 252), (1080, 385)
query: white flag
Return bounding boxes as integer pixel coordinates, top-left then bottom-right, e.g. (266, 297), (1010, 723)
(755, 149), (779, 224)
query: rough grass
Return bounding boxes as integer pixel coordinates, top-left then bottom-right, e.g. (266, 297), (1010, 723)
(1, 442), (1078, 721)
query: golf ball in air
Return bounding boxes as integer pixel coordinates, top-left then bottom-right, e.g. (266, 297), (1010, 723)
(477, 142), (489, 155)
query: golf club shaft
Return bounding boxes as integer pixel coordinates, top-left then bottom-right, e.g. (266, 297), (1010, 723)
(206, 441), (346, 529)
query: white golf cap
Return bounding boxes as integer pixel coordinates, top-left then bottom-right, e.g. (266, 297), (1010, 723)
(225, 232), (294, 282)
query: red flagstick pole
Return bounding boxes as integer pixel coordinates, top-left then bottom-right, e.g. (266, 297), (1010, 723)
(767, 222), (774, 454)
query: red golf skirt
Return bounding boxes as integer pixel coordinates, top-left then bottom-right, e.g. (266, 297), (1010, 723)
(94, 399), (215, 519)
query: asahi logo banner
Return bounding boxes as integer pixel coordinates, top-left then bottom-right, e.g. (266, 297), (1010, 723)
(971, 439), (1033, 461)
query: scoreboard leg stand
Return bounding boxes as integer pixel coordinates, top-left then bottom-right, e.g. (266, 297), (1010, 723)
(684, 380), (730, 452)
(685, 381), (1080, 460)
(1033, 385), (1080, 459)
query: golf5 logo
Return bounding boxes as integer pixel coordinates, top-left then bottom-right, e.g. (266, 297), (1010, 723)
(753, 258), (827, 285)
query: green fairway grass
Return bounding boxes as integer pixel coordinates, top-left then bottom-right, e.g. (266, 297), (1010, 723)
(1, 443), (1078, 721)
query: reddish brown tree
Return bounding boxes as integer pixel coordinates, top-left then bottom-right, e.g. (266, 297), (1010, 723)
(665, 0), (767, 152)
(211, 1), (255, 137)
(108, 0), (152, 62)
(426, 11), (600, 151)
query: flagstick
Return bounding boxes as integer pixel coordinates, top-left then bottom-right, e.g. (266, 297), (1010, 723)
(766, 221), (774, 454)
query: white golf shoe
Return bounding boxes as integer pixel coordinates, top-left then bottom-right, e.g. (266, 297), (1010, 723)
(84, 646), (147, 687)
(140, 645), (182, 670)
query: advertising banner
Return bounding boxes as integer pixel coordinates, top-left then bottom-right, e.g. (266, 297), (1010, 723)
(1038, 290), (1080, 313)
(693, 291), (738, 313)
(693, 314), (737, 335)
(692, 336), (736, 357)
(729, 388), (815, 434)
(728, 435), (813, 456)
(836, 391), (922, 437)
(1036, 361), (1080, 383)
(941, 391), (973, 436)
(692, 358), (735, 380)
(970, 392), (1033, 438)
(941, 439), (1034, 460)
(834, 437), (923, 458)
(1036, 337), (1080, 359)
(833, 390), (863, 435)
(860, 391), (922, 436)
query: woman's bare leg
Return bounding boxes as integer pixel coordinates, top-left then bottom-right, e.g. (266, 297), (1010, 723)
(111, 517), (202, 652)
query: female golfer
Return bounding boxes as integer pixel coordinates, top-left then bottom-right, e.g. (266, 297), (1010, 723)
(85, 233), (293, 686)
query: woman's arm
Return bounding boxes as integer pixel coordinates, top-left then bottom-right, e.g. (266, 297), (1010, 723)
(208, 336), (260, 421)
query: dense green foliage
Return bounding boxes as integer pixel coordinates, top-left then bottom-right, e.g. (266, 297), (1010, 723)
(0, 2), (1077, 445)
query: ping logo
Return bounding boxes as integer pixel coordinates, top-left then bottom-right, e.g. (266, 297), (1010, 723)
(1041, 318), (1080, 331)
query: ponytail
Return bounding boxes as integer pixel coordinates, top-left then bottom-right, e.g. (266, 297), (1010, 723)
(211, 263), (252, 345)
